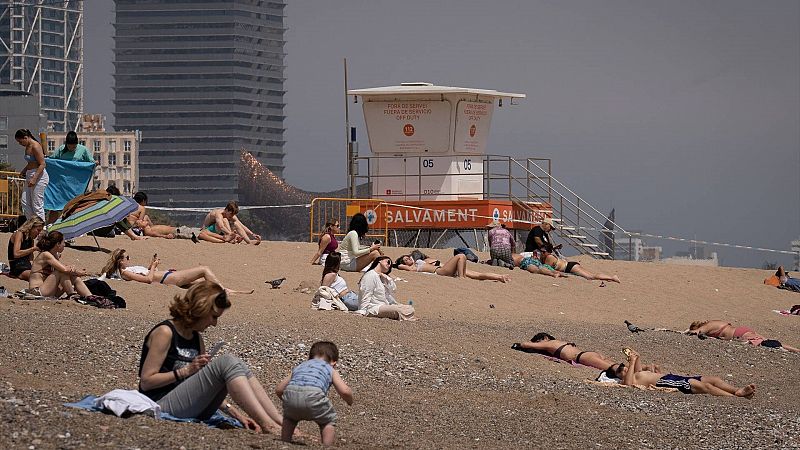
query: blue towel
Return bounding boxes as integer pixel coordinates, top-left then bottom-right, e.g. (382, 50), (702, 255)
(44, 158), (95, 211)
(64, 395), (242, 428)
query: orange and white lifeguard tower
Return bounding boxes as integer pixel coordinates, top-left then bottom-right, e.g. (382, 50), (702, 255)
(345, 82), (557, 248)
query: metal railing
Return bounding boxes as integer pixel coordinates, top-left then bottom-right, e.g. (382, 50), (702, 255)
(0, 171), (24, 222)
(309, 197), (388, 245)
(350, 154), (631, 259)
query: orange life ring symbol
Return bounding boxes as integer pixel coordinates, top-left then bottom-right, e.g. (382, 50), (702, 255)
(403, 124), (415, 136)
(469, 124), (477, 137)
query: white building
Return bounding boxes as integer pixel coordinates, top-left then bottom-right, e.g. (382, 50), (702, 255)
(46, 115), (140, 195)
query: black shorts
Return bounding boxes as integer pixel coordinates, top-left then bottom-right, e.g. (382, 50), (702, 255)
(9, 259), (32, 278)
(565, 261), (580, 274)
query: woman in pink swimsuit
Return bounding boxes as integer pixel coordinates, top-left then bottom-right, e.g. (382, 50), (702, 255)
(688, 320), (798, 352)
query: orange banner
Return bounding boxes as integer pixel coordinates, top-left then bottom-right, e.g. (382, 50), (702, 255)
(355, 200), (550, 230)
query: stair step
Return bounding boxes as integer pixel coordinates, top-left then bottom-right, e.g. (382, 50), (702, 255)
(590, 251), (610, 256)
(579, 243), (599, 248)
(567, 234), (587, 239)
(525, 201), (543, 206)
(558, 225), (576, 231)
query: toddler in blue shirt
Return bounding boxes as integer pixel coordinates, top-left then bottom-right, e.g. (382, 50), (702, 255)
(276, 341), (353, 445)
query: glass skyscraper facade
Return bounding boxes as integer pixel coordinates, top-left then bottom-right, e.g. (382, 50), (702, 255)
(113, 0), (286, 207)
(0, 1), (83, 132)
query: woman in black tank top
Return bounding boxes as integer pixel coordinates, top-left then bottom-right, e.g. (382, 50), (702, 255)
(7, 217), (43, 280)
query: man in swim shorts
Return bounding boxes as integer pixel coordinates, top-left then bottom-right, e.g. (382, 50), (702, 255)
(608, 348), (755, 399)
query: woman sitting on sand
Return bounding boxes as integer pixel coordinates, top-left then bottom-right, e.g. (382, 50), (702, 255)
(687, 320), (799, 353)
(541, 254), (620, 283)
(28, 231), (92, 298)
(606, 348), (755, 399)
(7, 217), (44, 280)
(394, 253), (510, 283)
(310, 220), (340, 265)
(138, 281), (284, 433)
(101, 248), (252, 294)
(358, 256), (415, 321)
(321, 252), (359, 311)
(339, 213), (382, 272)
(510, 332), (662, 373)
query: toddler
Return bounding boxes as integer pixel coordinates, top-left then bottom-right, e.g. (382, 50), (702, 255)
(276, 341), (353, 445)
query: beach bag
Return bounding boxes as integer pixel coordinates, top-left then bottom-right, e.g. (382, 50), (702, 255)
(85, 278), (126, 308)
(76, 295), (117, 309)
(312, 286), (348, 311)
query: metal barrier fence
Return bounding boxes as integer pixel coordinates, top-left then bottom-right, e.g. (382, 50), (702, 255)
(0, 171), (24, 222)
(309, 198), (388, 245)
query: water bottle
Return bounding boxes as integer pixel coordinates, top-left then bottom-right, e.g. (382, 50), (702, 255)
(408, 299), (414, 306)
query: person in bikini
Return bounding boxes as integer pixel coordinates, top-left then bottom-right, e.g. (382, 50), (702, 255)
(101, 248), (253, 295)
(687, 320), (798, 353)
(127, 192), (178, 239)
(198, 201), (261, 245)
(394, 253), (510, 283)
(541, 253), (620, 283)
(607, 348), (756, 399)
(510, 332), (662, 372)
(28, 231), (92, 298)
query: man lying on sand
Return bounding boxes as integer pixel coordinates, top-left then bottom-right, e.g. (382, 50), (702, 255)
(687, 320), (799, 353)
(128, 192), (178, 239)
(606, 348), (755, 399)
(198, 201), (261, 245)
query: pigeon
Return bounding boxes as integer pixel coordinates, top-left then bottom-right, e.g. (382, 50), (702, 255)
(624, 320), (644, 333)
(266, 277), (286, 289)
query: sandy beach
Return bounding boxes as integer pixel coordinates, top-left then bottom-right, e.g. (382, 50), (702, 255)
(0, 234), (798, 449)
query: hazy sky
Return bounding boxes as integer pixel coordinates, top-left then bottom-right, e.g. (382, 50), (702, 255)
(84, 0), (799, 268)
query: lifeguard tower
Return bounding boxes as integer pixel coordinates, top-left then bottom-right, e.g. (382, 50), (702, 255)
(331, 82), (631, 258)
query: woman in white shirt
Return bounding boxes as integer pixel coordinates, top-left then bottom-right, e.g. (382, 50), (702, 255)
(358, 256), (415, 321)
(338, 213), (382, 272)
(101, 249), (253, 294)
(320, 251), (359, 311)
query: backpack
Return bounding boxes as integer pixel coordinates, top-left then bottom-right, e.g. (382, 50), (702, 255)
(76, 295), (117, 309)
(312, 286), (348, 311)
(454, 247), (479, 263)
(84, 278), (126, 308)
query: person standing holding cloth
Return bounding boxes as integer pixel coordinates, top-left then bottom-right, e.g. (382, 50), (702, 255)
(15, 129), (49, 220)
(46, 131), (95, 224)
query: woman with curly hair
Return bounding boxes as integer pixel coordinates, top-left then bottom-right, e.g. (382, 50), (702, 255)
(138, 281), (284, 433)
(28, 230), (92, 298)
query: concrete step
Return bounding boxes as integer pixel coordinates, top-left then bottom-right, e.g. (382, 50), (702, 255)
(567, 234), (587, 239)
(579, 243), (599, 248)
(590, 251), (610, 256)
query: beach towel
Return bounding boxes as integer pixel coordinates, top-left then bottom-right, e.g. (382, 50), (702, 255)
(65, 394), (241, 428)
(43, 159), (95, 211)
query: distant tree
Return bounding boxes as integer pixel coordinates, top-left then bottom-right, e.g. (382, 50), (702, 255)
(762, 261), (778, 270)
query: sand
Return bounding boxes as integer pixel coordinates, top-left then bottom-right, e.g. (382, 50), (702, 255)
(0, 234), (798, 449)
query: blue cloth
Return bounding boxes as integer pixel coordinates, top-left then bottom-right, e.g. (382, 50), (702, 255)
(64, 395), (242, 428)
(289, 359), (333, 392)
(44, 158), (95, 211)
(783, 277), (800, 292)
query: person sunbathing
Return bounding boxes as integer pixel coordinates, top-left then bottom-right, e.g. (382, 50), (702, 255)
(28, 231), (92, 298)
(607, 348), (755, 399)
(394, 253), (510, 283)
(511, 251), (563, 278)
(687, 320), (798, 353)
(510, 332), (662, 373)
(541, 253), (620, 283)
(101, 248), (253, 294)
(128, 192), (178, 239)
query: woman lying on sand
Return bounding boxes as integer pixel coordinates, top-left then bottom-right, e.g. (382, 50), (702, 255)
(511, 332), (662, 372)
(541, 254), (620, 283)
(394, 253), (510, 283)
(687, 320), (798, 353)
(138, 282), (284, 434)
(606, 348), (755, 399)
(28, 231), (92, 298)
(101, 248), (253, 294)
(511, 252), (563, 278)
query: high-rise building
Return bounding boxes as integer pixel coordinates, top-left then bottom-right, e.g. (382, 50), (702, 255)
(113, 0), (286, 208)
(0, 1), (83, 132)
